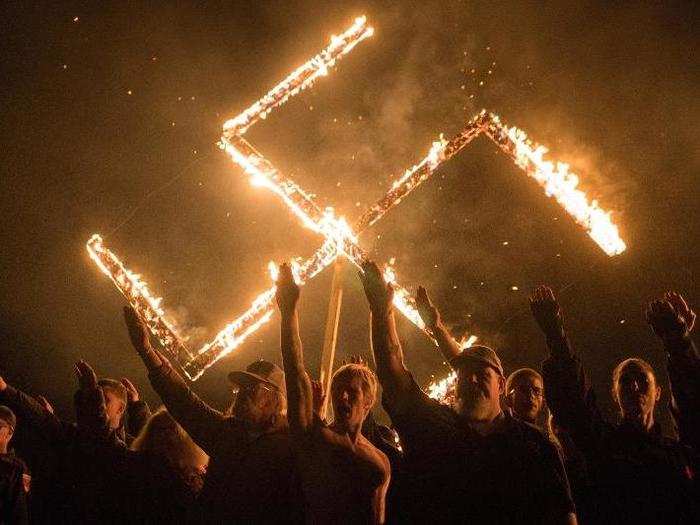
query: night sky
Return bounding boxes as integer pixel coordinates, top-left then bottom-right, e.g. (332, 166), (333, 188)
(1, 1), (697, 428)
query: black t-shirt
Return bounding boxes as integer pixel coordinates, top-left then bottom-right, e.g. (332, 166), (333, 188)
(384, 377), (575, 524)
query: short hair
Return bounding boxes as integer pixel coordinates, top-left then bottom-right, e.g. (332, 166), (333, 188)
(505, 368), (543, 394)
(98, 378), (127, 405)
(331, 363), (378, 407)
(611, 358), (657, 401)
(0, 405), (16, 431)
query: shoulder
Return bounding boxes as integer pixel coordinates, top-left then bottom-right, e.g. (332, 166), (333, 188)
(504, 416), (559, 455)
(0, 454), (25, 477)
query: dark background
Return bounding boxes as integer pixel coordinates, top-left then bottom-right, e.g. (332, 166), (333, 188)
(1, 1), (697, 428)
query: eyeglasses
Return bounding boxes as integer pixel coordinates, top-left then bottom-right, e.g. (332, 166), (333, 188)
(510, 385), (544, 399)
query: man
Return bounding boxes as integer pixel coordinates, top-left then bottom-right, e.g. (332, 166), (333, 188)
(505, 368), (545, 425)
(360, 262), (576, 524)
(123, 306), (304, 523)
(418, 286), (547, 425)
(0, 368), (131, 522)
(275, 263), (390, 524)
(531, 286), (699, 524)
(0, 405), (28, 524)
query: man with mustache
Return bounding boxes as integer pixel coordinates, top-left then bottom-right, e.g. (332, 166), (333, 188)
(360, 262), (576, 524)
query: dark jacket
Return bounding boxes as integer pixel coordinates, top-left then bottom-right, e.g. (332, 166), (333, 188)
(0, 385), (128, 523)
(382, 376), (575, 524)
(0, 453), (28, 525)
(542, 332), (699, 524)
(147, 362), (305, 523)
(75, 381), (201, 524)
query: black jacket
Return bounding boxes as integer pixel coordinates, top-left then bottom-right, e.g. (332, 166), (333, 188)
(147, 362), (305, 523)
(542, 332), (699, 524)
(0, 453), (28, 525)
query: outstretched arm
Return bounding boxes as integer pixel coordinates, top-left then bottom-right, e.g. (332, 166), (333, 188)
(416, 286), (461, 361)
(647, 292), (700, 450)
(358, 261), (412, 401)
(276, 263), (313, 434)
(530, 286), (603, 453)
(123, 306), (227, 454)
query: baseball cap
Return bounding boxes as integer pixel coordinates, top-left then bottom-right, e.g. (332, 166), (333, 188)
(0, 405), (16, 431)
(228, 360), (285, 395)
(449, 345), (504, 377)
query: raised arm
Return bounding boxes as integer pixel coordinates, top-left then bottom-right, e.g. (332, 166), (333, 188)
(416, 286), (461, 361)
(0, 376), (70, 444)
(530, 286), (603, 452)
(275, 263), (313, 434)
(358, 261), (412, 401)
(121, 378), (151, 438)
(122, 306), (226, 453)
(646, 292), (700, 450)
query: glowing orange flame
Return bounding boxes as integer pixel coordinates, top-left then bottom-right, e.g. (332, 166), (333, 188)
(89, 13), (625, 383)
(223, 16), (373, 137)
(483, 113), (626, 256)
(86, 235), (191, 362)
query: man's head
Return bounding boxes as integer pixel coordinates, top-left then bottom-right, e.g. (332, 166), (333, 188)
(612, 358), (660, 424)
(0, 405), (16, 452)
(505, 368), (544, 424)
(97, 379), (127, 430)
(330, 363), (377, 431)
(229, 360), (286, 431)
(450, 346), (505, 421)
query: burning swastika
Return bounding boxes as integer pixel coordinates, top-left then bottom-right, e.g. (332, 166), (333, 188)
(88, 16), (625, 387)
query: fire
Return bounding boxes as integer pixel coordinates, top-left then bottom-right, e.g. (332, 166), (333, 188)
(223, 16), (373, 137)
(86, 235), (191, 362)
(482, 113), (626, 256)
(89, 14), (626, 383)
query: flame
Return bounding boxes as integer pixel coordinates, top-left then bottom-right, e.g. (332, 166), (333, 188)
(482, 113), (626, 256)
(222, 16), (373, 137)
(86, 235), (191, 361)
(90, 12), (626, 382)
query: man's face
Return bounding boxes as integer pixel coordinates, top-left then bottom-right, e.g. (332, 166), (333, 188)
(508, 375), (544, 424)
(615, 363), (660, 422)
(455, 362), (504, 419)
(233, 382), (278, 430)
(102, 389), (126, 430)
(331, 375), (371, 430)
(0, 421), (13, 448)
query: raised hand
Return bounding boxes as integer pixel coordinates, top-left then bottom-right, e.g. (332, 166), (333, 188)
(120, 378), (139, 403)
(529, 285), (564, 337)
(123, 306), (151, 353)
(275, 262), (300, 317)
(664, 292), (696, 333)
(123, 306), (166, 370)
(74, 360), (98, 391)
(416, 286), (441, 330)
(646, 292), (695, 341)
(35, 395), (55, 415)
(310, 379), (325, 414)
(358, 261), (394, 315)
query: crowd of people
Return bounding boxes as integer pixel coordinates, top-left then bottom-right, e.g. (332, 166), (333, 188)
(0, 261), (698, 523)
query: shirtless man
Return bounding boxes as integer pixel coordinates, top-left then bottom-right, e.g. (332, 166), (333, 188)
(275, 263), (390, 524)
